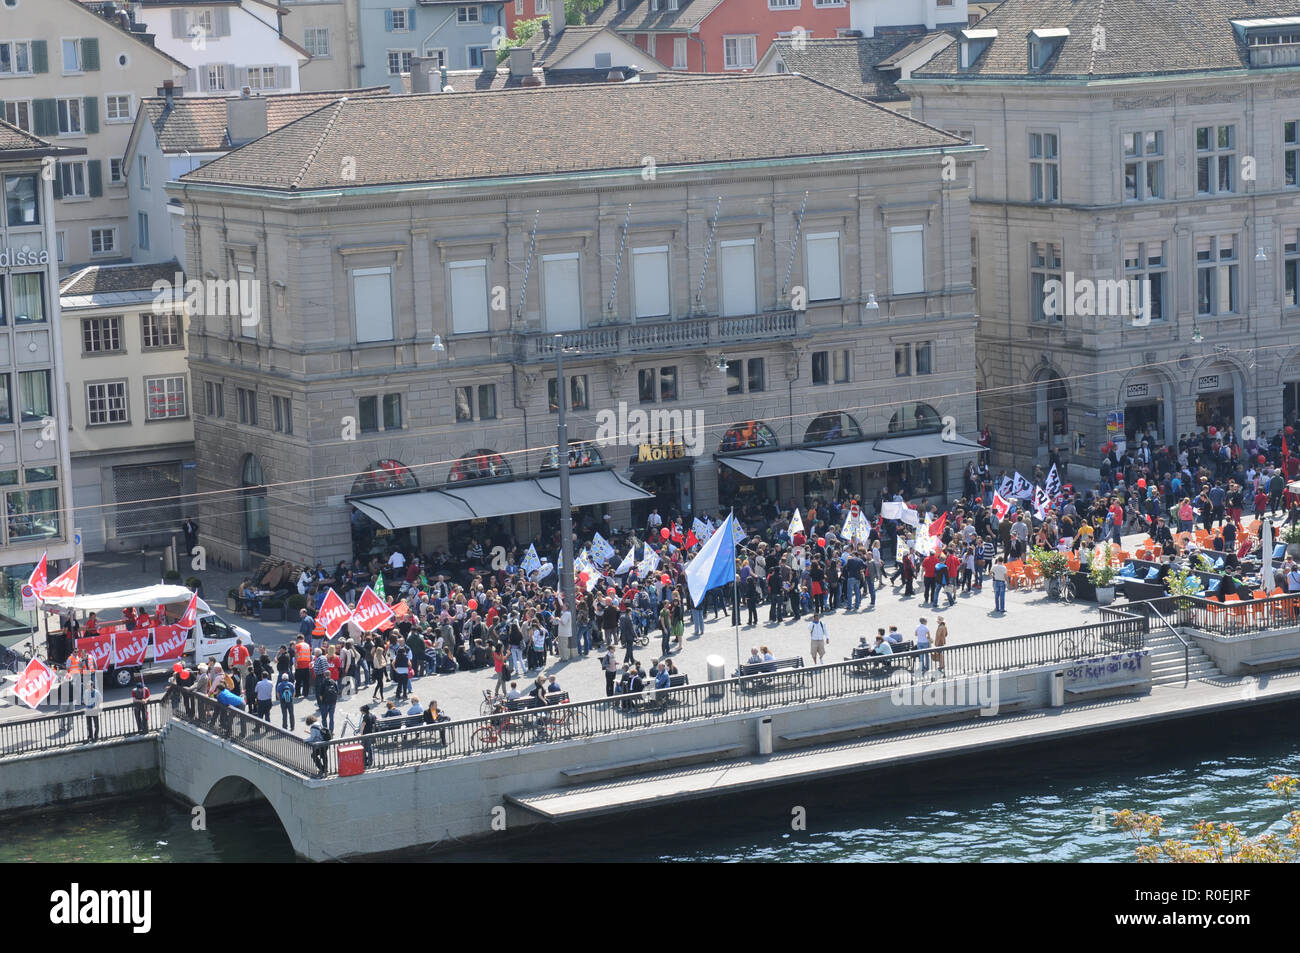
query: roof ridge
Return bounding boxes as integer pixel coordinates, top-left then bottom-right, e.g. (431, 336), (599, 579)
(288, 99), (349, 191)
(405, 71), (800, 100)
(1088, 0), (1106, 75)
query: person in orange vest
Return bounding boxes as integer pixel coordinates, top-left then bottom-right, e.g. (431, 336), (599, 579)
(228, 637), (251, 683)
(293, 636), (312, 699)
(66, 651), (84, 707)
(312, 620), (327, 648)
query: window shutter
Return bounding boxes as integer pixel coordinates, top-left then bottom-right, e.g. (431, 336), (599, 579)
(51, 164), (63, 200)
(353, 270), (394, 342)
(183, 68), (198, 93)
(719, 242), (757, 317)
(449, 261), (489, 333)
(88, 160), (103, 198)
(632, 247), (670, 318)
(542, 255), (581, 331)
(31, 40), (47, 74)
(32, 99), (57, 137)
(83, 96), (99, 134)
(805, 234), (841, 302)
(171, 9), (187, 38)
(235, 67), (249, 89)
(410, 7), (419, 26)
(275, 65), (291, 89)
(214, 8), (231, 36)
(81, 38), (100, 71)
(385, 9), (394, 31)
(196, 66), (208, 92)
(890, 227), (925, 295)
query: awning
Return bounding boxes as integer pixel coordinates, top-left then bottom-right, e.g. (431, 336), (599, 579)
(535, 470), (653, 508)
(872, 432), (985, 459)
(825, 441), (912, 469)
(351, 470), (653, 530)
(40, 585), (212, 614)
(718, 448), (836, 479)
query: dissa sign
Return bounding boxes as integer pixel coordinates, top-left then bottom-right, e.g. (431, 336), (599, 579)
(0, 246), (50, 268)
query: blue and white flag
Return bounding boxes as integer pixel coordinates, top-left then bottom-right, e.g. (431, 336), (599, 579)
(521, 544), (542, 578)
(684, 512), (737, 606)
(590, 532), (615, 566)
(637, 548), (661, 579)
(789, 508), (804, 536)
(614, 548), (636, 576)
(691, 516), (709, 540)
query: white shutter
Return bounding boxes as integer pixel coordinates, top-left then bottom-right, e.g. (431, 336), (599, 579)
(720, 240), (756, 317)
(632, 246), (670, 318)
(214, 8), (231, 37)
(353, 268), (394, 342)
(449, 260), (488, 334)
(197, 65), (209, 92)
(275, 65), (292, 89)
(542, 253), (581, 331)
(183, 68), (198, 93)
(890, 226), (925, 295)
(805, 232), (840, 301)
(171, 9), (187, 39)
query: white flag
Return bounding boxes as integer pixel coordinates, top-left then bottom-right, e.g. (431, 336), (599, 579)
(998, 475), (1014, 498)
(614, 548), (636, 576)
(591, 532), (615, 566)
(1011, 472), (1034, 499)
(521, 544), (542, 577)
(1032, 485), (1051, 520)
(1044, 464), (1062, 500)
(789, 508), (804, 536)
(880, 501), (905, 521)
(637, 548), (661, 579)
(900, 507), (920, 528)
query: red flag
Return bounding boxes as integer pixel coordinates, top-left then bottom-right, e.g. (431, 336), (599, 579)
(14, 658), (55, 709)
(26, 553), (48, 596)
(317, 588), (351, 639)
(76, 633), (114, 671)
(670, 527), (684, 545)
(40, 561), (81, 601)
(350, 586), (395, 632)
(154, 624), (187, 662)
(929, 512), (947, 537)
(991, 492), (1011, 520)
(177, 593), (200, 630)
(113, 630), (150, 668)
(684, 531), (699, 549)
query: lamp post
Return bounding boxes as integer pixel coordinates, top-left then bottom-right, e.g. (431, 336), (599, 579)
(555, 335), (577, 658)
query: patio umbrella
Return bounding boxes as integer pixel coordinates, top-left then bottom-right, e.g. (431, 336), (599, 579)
(1262, 519), (1275, 594)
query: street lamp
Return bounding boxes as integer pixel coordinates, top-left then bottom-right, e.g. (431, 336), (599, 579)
(431, 334), (445, 353)
(554, 334), (577, 659)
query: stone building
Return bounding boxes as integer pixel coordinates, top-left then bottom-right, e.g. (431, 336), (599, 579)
(170, 74), (983, 568)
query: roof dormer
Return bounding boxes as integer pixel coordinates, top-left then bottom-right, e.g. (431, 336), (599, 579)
(1029, 28), (1069, 70)
(958, 28), (996, 69)
(1232, 17), (1300, 67)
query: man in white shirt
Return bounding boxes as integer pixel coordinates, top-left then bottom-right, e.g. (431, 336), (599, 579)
(388, 550), (406, 571)
(808, 611), (829, 663)
(915, 618), (930, 645)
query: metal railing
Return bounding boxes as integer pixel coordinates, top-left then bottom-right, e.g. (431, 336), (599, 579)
(0, 697), (171, 759)
(167, 692), (318, 777)
(1108, 598), (1190, 684)
(521, 310), (801, 362)
(1175, 592), (1300, 637)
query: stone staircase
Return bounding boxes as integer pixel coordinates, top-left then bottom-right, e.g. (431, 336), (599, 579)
(1144, 625), (1221, 686)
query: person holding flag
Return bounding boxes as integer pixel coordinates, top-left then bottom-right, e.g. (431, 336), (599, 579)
(684, 512), (740, 663)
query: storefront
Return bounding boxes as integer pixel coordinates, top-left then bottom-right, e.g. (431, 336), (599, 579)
(1122, 382), (1166, 447)
(350, 460), (419, 560)
(628, 440), (695, 526)
(714, 422), (780, 510)
(1194, 373), (1235, 430)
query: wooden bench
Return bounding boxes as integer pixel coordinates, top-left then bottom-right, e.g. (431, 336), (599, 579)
(505, 690), (570, 712)
(622, 673), (689, 711)
(738, 656), (805, 691)
(845, 641), (916, 676)
(1239, 651), (1300, 674)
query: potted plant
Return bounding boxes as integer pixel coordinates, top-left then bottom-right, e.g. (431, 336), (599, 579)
(1028, 546), (1072, 598)
(287, 593), (308, 614)
(1283, 523), (1300, 559)
(260, 598), (285, 622)
(164, 568), (182, 582)
(1165, 566), (1201, 626)
(226, 588), (239, 612)
(1088, 543), (1119, 605)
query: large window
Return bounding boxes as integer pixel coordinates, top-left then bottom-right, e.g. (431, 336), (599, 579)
(888, 402), (942, 434)
(805, 232), (841, 301)
(720, 240), (756, 316)
(7, 487), (60, 542)
(105, 94), (131, 122)
(0, 41), (32, 75)
(90, 227), (116, 254)
(82, 316), (122, 353)
(352, 267), (394, 343)
(448, 451), (510, 483)
(458, 6), (480, 22)
(359, 393), (402, 432)
(56, 97), (82, 135)
(1029, 131), (1060, 202)
(1286, 228), (1300, 308)
(638, 366), (678, 403)
(455, 383), (497, 421)
(811, 349), (849, 385)
(547, 376), (587, 412)
(4, 174), (38, 226)
(1196, 125), (1236, 194)
(87, 381), (128, 425)
(720, 421), (777, 451)
(1031, 241), (1063, 322)
(1123, 130), (1164, 200)
(12, 273), (43, 324)
(723, 36), (757, 69)
(3, 100), (31, 132)
(9, 373), (43, 420)
(725, 358), (765, 394)
(237, 387), (258, 426)
(205, 380), (224, 418)
(890, 225), (924, 295)
(145, 376), (187, 420)
(448, 259), (488, 333)
(542, 253), (581, 331)
(273, 395), (293, 434)
(632, 246), (670, 318)
(1196, 234), (1238, 316)
(387, 50), (415, 75)
(59, 161), (88, 199)
(1123, 240), (1168, 322)
(304, 28), (331, 57)
(142, 311), (181, 349)
(1286, 121), (1300, 187)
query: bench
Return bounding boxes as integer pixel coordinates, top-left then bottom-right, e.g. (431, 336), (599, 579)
(505, 690), (570, 712)
(738, 656), (805, 692)
(845, 641), (917, 676)
(618, 673), (690, 712)
(1239, 651), (1300, 674)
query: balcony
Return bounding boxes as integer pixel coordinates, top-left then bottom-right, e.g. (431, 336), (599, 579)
(514, 310), (803, 363)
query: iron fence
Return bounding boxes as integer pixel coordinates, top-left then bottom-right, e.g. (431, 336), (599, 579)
(0, 697), (170, 758)
(1118, 592), (1300, 638)
(167, 691), (318, 777)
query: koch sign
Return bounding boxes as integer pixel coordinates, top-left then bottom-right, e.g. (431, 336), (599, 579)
(1197, 375), (1221, 392)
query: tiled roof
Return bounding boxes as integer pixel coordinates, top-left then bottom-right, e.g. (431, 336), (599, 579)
(142, 87), (391, 153)
(0, 118), (57, 154)
(178, 74), (968, 192)
(439, 66), (723, 91)
(914, 0), (1300, 79)
(586, 0), (725, 33)
(59, 261), (183, 296)
(68, 0), (193, 72)
(774, 35), (953, 102)
(526, 25), (667, 69)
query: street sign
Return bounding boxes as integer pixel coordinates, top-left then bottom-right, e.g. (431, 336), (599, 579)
(21, 584), (36, 611)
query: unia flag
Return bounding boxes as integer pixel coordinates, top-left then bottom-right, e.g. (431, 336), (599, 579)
(991, 491), (1012, 520)
(26, 552), (48, 597)
(317, 588), (351, 639)
(41, 561), (82, 601)
(14, 658), (56, 709)
(351, 586), (394, 631)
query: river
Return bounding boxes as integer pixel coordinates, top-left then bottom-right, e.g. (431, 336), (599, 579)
(1, 702), (1295, 863)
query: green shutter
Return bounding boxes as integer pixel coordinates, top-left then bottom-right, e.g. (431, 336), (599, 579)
(32, 99), (57, 137)
(31, 40), (47, 74)
(83, 96), (98, 134)
(51, 163), (62, 200)
(88, 160), (102, 198)
(81, 38), (99, 71)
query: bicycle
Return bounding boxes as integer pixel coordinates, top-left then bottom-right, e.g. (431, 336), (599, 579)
(0, 646), (29, 675)
(480, 688), (505, 717)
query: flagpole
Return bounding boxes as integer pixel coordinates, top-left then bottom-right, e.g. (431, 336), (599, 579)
(731, 508), (740, 672)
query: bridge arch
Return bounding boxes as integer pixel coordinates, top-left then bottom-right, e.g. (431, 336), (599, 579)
(197, 773), (302, 858)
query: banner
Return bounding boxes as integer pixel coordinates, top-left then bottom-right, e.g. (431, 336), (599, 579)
(789, 508), (804, 536)
(154, 624), (188, 662)
(75, 633), (114, 671)
(26, 552), (48, 597)
(113, 630), (150, 668)
(14, 658), (56, 709)
(590, 533), (615, 566)
(41, 561), (81, 601)
(351, 586), (394, 632)
(317, 588), (351, 639)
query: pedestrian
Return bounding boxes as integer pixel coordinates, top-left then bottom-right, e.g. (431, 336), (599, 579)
(915, 617), (932, 677)
(808, 611), (829, 664)
(392, 644), (410, 700)
(370, 640), (390, 700)
(316, 664), (339, 733)
(492, 644), (509, 694)
(991, 556), (1008, 613)
(933, 616), (948, 675)
(276, 672), (296, 730)
(130, 677), (150, 733)
(306, 716), (329, 776)
(255, 670), (274, 723)
(82, 680), (101, 743)
(603, 644), (619, 696)
(293, 636), (312, 698)
(182, 516), (199, 556)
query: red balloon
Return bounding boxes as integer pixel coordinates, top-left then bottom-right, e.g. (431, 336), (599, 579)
(172, 663), (183, 673)
(466, 599), (477, 611)
(1288, 426), (1295, 435)
(660, 528), (670, 539)
(1260, 455), (1268, 464)
(1208, 426), (1217, 436)
(1137, 479), (1146, 489)
(660, 573), (671, 585)
(578, 572), (589, 585)
(817, 537), (827, 547)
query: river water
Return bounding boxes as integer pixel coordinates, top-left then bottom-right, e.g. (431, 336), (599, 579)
(2, 702), (1296, 863)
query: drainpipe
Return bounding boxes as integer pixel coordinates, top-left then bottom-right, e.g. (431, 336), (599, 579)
(689, 26), (705, 72)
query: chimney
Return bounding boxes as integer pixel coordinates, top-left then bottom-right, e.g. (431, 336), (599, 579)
(156, 81), (176, 110)
(550, 0), (566, 38)
(542, 20), (550, 41)
(606, 69), (624, 82)
(508, 47), (534, 77)
(227, 95), (269, 146)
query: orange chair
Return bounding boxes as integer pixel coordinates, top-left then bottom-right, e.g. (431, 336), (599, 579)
(1151, 545), (1163, 558)
(1022, 563), (1042, 590)
(1067, 554), (1081, 572)
(1005, 561), (1024, 589)
(1114, 549), (1130, 564)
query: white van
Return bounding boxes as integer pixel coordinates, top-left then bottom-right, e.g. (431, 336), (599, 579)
(44, 584), (251, 687)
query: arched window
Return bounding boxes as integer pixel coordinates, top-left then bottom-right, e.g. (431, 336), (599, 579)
(448, 450), (511, 483)
(804, 411), (863, 444)
(888, 402), (942, 434)
(541, 441), (603, 471)
(720, 421), (778, 452)
(240, 454), (270, 558)
(352, 459), (417, 495)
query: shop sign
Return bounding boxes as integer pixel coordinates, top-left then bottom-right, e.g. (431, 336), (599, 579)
(1125, 384), (1149, 400)
(1197, 375), (1221, 392)
(637, 442), (686, 463)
